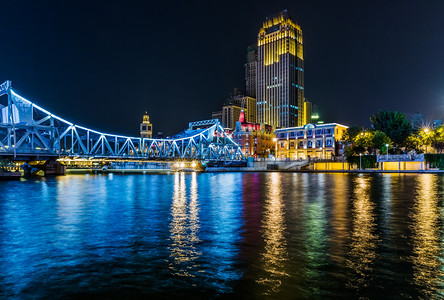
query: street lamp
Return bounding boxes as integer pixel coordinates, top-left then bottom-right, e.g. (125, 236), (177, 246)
(386, 143), (389, 160)
(273, 137), (277, 159)
(424, 128), (430, 153)
(359, 153), (362, 170)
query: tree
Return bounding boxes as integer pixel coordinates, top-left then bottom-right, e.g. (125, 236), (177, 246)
(431, 125), (444, 153)
(405, 134), (423, 153)
(343, 126), (363, 143)
(353, 131), (374, 154)
(370, 110), (412, 148)
(371, 131), (391, 154)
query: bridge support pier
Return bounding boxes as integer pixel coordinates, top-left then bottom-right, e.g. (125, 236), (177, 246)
(22, 159), (66, 176)
(41, 159), (66, 175)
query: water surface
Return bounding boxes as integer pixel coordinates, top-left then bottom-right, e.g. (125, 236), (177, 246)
(0, 172), (443, 299)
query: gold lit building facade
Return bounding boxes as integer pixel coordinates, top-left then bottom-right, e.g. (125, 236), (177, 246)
(140, 112), (153, 138)
(257, 10), (304, 128)
(275, 123), (348, 159)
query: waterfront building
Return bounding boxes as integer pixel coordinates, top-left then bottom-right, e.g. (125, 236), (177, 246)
(275, 123), (348, 159)
(245, 45), (257, 98)
(233, 111), (275, 157)
(140, 111), (153, 138)
(256, 10), (304, 128)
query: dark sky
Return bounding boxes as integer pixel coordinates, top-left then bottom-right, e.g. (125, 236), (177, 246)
(1, 0), (444, 136)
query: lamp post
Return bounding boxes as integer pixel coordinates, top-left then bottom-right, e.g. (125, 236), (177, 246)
(386, 143), (389, 160)
(359, 153), (362, 170)
(273, 137), (277, 160)
(424, 128), (430, 153)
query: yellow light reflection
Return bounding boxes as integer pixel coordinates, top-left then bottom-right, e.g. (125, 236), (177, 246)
(346, 175), (378, 290)
(329, 175), (349, 266)
(411, 174), (442, 297)
(168, 172), (200, 277)
(257, 172), (289, 294)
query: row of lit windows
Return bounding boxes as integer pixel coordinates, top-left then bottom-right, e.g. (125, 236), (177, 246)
(276, 128), (335, 139)
(291, 83), (304, 89)
(281, 139), (334, 149)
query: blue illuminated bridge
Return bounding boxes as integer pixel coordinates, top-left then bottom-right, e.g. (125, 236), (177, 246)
(0, 81), (244, 162)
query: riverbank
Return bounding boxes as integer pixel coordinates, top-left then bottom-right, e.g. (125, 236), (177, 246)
(205, 167), (444, 174)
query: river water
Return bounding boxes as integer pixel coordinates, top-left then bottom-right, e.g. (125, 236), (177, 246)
(0, 172), (443, 299)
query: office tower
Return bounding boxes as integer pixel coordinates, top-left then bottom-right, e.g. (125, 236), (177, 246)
(303, 99), (312, 125)
(256, 10), (304, 128)
(411, 113), (425, 129)
(245, 45), (257, 98)
(222, 104), (242, 130)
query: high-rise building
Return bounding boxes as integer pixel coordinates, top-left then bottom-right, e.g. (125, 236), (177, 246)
(433, 119), (443, 128)
(245, 45), (257, 98)
(228, 94), (257, 124)
(411, 113), (425, 129)
(303, 99), (312, 125)
(212, 111), (222, 122)
(140, 112), (153, 138)
(222, 104), (242, 130)
(256, 10), (304, 128)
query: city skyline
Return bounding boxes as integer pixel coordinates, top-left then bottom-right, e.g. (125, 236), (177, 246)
(1, 1), (444, 136)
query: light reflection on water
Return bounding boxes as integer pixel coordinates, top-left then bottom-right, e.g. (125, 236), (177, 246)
(257, 172), (289, 294)
(411, 174), (444, 297)
(168, 172), (200, 276)
(0, 172), (443, 298)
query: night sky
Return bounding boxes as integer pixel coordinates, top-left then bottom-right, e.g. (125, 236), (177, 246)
(1, 0), (444, 136)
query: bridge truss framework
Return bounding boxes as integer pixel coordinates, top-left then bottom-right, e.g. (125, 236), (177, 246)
(0, 81), (244, 161)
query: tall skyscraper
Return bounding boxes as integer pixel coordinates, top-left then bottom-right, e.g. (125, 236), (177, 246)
(256, 10), (304, 128)
(245, 45), (257, 98)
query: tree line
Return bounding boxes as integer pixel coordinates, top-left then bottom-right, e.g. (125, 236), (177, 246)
(343, 110), (444, 156)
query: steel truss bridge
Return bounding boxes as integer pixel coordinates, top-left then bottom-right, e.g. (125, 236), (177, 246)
(0, 81), (244, 161)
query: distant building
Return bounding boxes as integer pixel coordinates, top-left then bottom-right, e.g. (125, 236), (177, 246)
(275, 123), (348, 159)
(432, 119), (443, 128)
(228, 94), (257, 124)
(140, 112), (153, 138)
(213, 88), (257, 129)
(256, 10), (305, 128)
(212, 111), (222, 123)
(303, 99), (312, 125)
(233, 111), (275, 158)
(411, 113), (425, 129)
(222, 104), (242, 130)
(245, 45), (257, 98)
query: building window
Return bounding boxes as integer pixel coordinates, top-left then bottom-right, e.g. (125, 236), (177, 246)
(142, 125), (147, 130)
(307, 141), (312, 148)
(326, 139), (333, 147)
(299, 141), (303, 148)
(290, 142), (295, 148)
(148, 126), (152, 131)
(316, 140), (322, 148)
(307, 130), (313, 137)
(315, 129), (322, 136)
(281, 142), (285, 148)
